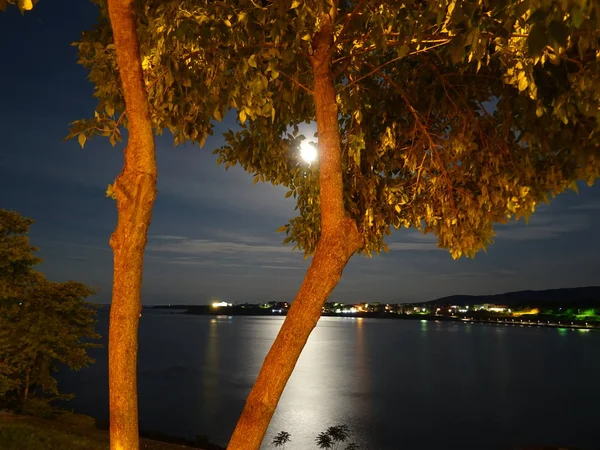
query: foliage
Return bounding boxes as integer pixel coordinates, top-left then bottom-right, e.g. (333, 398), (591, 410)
(0, 210), (101, 409)
(0, 210), (41, 299)
(315, 424), (356, 450)
(0, 420), (107, 450)
(272, 425), (357, 449)
(0, 0), (36, 13)
(73, 0), (600, 260)
(272, 430), (291, 448)
(19, 397), (63, 420)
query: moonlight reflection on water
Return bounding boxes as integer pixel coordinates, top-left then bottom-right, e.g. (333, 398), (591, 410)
(59, 310), (600, 449)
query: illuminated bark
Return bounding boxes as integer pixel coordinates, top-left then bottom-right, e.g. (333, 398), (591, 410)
(106, 0), (156, 449)
(226, 11), (362, 450)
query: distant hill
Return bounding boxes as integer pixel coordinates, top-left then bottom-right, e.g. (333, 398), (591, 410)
(425, 286), (600, 308)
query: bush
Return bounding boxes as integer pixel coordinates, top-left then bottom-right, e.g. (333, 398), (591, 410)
(20, 398), (57, 420)
(56, 412), (97, 428)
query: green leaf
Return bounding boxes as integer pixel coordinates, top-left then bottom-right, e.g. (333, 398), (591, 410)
(214, 108), (222, 122)
(19, 0), (32, 10)
(571, 7), (585, 28)
(548, 21), (568, 50)
(106, 184), (117, 199)
(527, 24), (547, 58)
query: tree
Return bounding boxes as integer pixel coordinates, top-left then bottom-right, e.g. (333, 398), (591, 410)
(315, 424), (354, 450)
(100, 1), (158, 449)
(71, 1), (600, 449)
(0, 210), (100, 409)
(272, 430), (292, 449)
(0, 209), (40, 299)
(1, 1), (155, 447)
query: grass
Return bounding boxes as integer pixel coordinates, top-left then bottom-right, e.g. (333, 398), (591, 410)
(0, 412), (202, 449)
(0, 421), (108, 450)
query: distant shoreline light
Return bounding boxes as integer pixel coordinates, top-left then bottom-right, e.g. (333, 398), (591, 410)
(212, 301), (232, 308)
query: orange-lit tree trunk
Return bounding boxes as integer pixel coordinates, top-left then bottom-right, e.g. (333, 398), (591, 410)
(226, 10), (362, 450)
(106, 1), (157, 449)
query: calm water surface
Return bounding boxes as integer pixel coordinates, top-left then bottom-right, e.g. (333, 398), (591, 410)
(59, 309), (600, 450)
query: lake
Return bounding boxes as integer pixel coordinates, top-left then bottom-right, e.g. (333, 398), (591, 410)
(59, 309), (600, 450)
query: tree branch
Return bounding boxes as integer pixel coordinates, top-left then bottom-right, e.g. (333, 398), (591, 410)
(334, 0), (367, 46)
(368, 63), (457, 215)
(340, 39), (451, 91)
(278, 70), (314, 94)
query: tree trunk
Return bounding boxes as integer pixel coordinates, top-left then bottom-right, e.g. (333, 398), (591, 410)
(23, 369), (30, 401)
(106, 1), (157, 449)
(226, 10), (362, 450)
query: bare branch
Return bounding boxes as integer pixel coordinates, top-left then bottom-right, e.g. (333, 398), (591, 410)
(340, 39), (451, 91)
(334, 0), (367, 46)
(278, 70), (313, 94)
(368, 63), (457, 214)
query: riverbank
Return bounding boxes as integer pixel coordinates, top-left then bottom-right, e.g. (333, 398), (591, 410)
(0, 412), (584, 450)
(0, 411), (221, 450)
(167, 305), (600, 331)
(322, 313), (600, 330)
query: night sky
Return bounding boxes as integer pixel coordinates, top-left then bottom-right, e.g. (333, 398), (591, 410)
(1, 2), (599, 305)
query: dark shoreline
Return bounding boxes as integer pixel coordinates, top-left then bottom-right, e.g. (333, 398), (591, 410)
(148, 306), (600, 331)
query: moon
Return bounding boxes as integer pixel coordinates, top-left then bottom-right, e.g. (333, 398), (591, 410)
(300, 140), (318, 163)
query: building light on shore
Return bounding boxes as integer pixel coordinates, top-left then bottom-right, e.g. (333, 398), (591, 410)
(212, 301), (232, 308)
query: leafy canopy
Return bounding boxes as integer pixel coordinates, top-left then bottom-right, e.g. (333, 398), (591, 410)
(0, 210), (100, 406)
(0, 210), (40, 298)
(0, 0), (36, 12)
(72, 0), (600, 259)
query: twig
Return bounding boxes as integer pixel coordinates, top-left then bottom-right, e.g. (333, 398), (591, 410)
(278, 70), (313, 94)
(341, 40), (451, 91)
(368, 63), (457, 215)
(334, 0), (367, 46)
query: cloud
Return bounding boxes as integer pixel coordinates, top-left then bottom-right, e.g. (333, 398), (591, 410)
(145, 233), (309, 272)
(36, 239), (111, 253)
(387, 242), (440, 251)
(495, 213), (590, 241)
(147, 237), (294, 255)
(569, 200), (600, 211)
(386, 230), (440, 252)
(151, 235), (188, 241)
(258, 265), (306, 271)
